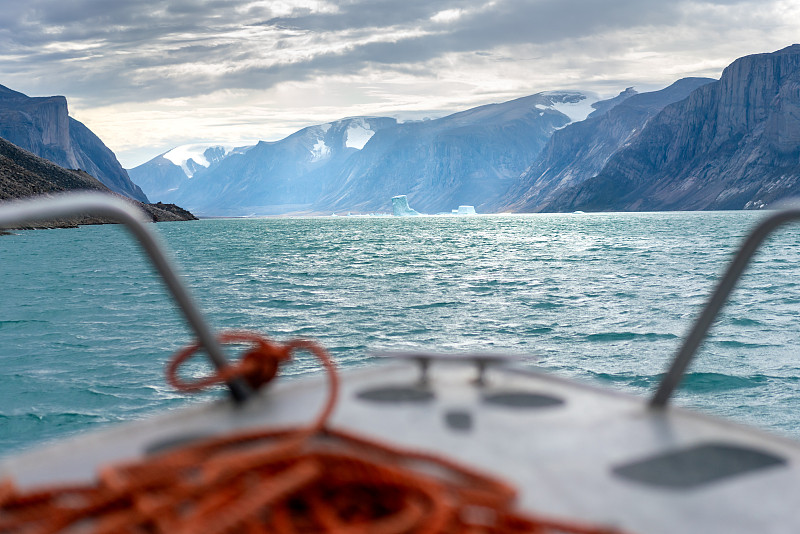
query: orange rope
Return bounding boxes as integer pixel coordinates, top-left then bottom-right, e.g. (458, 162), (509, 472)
(0, 332), (628, 534)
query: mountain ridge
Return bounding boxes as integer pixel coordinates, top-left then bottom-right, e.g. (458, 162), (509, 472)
(496, 77), (716, 212)
(544, 44), (800, 212)
(125, 45), (800, 215)
(134, 92), (599, 216)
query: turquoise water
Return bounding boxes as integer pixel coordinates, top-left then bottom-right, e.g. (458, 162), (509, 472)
(3, 211), (800, 456)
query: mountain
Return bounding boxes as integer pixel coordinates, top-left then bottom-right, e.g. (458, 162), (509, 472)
(130, 92), (599, 216)
(544, 44), (800, 212)
(314, 91), (598, 214)
(0, 84), (148, 203)
(138, 117), (397, 216)
(128, 144), (251, 202)
(497, 78), (716, 212)
(0, 137), (196, 228)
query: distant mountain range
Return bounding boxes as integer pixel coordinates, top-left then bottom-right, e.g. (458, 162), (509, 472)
(130, 93), (603, 216)
(3, 45), (799, 216)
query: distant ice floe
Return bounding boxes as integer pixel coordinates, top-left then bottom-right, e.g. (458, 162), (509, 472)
(346, 119), (376, 150)
(451, 205), (476, 215)
(392, 195), (421, 216)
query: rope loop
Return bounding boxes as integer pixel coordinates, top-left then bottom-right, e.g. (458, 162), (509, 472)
(166, 331), (293, 392)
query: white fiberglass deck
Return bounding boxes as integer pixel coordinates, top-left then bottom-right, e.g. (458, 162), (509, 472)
(4, 358), (800, 534)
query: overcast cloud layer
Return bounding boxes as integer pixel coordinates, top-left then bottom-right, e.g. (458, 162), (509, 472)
(1, 0), (799, 167)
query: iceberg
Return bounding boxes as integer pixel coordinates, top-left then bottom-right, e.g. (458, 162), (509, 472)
(391, 195), (421, 216)
(453, 205), (476, 215)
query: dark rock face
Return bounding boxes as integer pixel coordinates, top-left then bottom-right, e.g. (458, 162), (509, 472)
(0, 84), (148, 203)
(0, 137), (196, 228)
(546, 45), (800, 212)
(140, 202), (198, 222)
(497, 78), (715, 212)
(0, 136), (107, 201)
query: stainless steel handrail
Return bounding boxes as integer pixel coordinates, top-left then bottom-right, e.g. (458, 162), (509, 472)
(0, 192), (251, 403)
(651, 208), (800, 408)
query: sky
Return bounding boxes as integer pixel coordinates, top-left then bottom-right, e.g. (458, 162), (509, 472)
(1, 0), (799, 168)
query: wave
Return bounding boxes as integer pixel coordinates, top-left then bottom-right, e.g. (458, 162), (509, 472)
(713, 340), (775, 349)
(679, 372), (770, 393)
(728, 317), (764, 327)
(406, 301), (458, 310)
(0, 319), (49, 330)
(588, 371), (771, 393)
(583, 332), (679, 342)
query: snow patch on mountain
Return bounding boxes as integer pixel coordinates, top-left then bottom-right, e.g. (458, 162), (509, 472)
(346, 120), (375, 150)
(310, 139), (331, 161)
(163, 144), (229, 177)
(543, 91), (600, 124)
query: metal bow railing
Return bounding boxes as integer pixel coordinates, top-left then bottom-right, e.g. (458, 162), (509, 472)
(651, 208), (800, 407)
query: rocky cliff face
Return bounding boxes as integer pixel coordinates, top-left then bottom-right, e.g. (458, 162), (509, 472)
(546, 45), (800, 212)
(0, 84), (148, 203)
(0, 137), (196, 227)
(497, 78), (715, 212)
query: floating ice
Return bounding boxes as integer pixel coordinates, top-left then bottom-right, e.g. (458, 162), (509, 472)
(392, 195), (421, 216)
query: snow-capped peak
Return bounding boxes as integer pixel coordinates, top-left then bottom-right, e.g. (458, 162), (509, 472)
(345, 119), (375, 150)
(163, 144), (232, 178)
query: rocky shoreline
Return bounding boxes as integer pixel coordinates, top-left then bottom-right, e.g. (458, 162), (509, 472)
(0, 136), (197, 230)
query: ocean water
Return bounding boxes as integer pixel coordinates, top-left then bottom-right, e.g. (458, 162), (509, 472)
(3, 211), (800, 457)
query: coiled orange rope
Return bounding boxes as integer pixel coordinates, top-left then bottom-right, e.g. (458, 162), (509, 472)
(0, 333), (627, 534)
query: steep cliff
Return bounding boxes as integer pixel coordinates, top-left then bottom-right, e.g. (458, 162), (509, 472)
(497, 78), (715, 212)
(547, 45), (800, 212)
(0, 84), (148, 203)
(0, 137), (196, 228)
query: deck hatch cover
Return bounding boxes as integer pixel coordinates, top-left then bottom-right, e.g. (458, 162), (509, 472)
(444, 410), (473, 431)
(482, 392), (564, 409)
(356, 386), (435, 403)
(612, 442), (786, 489)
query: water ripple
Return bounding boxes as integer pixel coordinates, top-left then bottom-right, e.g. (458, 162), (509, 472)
(4, 210), (800, 454)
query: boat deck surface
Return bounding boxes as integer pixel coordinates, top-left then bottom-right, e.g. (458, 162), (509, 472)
(4, 359), (800, 534)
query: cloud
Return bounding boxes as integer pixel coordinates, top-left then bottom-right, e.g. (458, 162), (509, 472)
(0, 0), (798, 166)
(0, 0), (726, 102)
